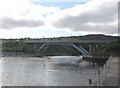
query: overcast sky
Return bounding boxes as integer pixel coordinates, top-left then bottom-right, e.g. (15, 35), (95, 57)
(0, 0), (118, 38)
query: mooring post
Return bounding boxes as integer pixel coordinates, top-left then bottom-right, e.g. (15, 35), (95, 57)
(100, 67), (103, 86)
(97, 69), (100, 86)
(102, 64), (106, 84)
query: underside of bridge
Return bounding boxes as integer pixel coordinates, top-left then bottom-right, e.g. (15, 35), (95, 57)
(31, 42), (100, 56)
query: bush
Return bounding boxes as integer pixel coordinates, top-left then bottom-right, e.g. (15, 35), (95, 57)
(2, 40), (33, 53)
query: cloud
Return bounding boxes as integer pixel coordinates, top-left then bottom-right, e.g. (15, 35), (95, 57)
(0, 17), (44, 29)
(0, 0), (118, 37)
(50, 0), (118, 34)
(0, 0), (58, 29)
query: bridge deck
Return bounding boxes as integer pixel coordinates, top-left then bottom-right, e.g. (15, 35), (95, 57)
(23, 38), (113, 44)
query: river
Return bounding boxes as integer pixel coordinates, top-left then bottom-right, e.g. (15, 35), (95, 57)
(0, 56), (99, 86)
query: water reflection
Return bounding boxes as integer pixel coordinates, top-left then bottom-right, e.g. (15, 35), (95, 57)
(2, 56), (99, 86)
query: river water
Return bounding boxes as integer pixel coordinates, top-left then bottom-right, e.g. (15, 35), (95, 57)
(0, 56), (99, 86)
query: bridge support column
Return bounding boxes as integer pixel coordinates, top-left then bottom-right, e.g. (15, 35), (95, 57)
(89, 44), (96, 54)
(89, 44), (92, 54)
(33, 43), (37, 54)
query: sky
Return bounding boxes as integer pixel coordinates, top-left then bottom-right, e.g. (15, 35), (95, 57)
(0, 0), (119, 39)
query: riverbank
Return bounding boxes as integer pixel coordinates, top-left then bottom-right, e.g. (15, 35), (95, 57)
(103, 56), (119, 86)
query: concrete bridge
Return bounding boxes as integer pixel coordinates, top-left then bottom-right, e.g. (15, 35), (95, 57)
(23, 37), (118, 56)
(23, 38), (114, 44)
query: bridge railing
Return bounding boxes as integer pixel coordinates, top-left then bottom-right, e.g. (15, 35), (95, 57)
(24, 38), (113, 44)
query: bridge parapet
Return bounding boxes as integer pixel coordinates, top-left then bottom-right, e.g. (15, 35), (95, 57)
(23, 38), (114, 44)
(24, 38), (79, 43)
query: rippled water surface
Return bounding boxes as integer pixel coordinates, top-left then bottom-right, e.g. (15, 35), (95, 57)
(1, 56), (99, 86)
(0, 58), (2, 87)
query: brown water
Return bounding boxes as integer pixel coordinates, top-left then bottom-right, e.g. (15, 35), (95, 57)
(1, 56), (99, 86)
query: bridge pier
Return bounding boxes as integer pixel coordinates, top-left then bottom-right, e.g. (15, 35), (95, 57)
(89, 44), (94, 54)
(89, 44), (98, 54)
(33, 43), (37, 54)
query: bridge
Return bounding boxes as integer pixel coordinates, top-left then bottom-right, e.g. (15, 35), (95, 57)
(23, 38), (114, 44)
(23, 36), (118, 56)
